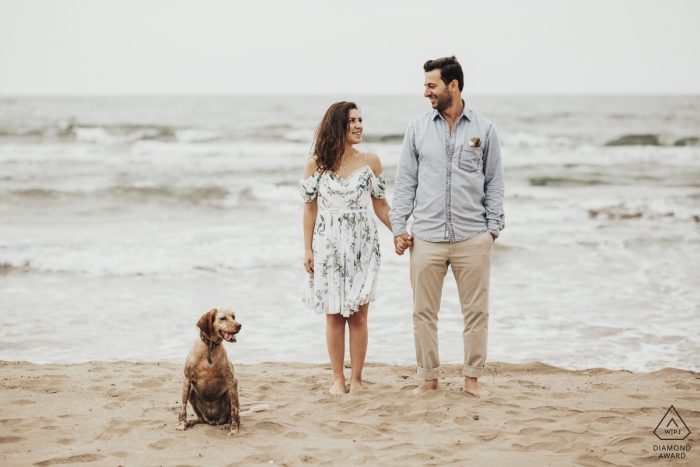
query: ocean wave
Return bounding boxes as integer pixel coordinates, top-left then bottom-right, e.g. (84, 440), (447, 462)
(0, 236), (299, 277)
(1, 185), (230, 204)
(605, 134), (660, 146)
(73, 125), (176, 144)
(174, 129), (224, 143)
(362, 134), (405, 143)
(1, 182), (300, 207)
(501, 132), (573, 148)
(0, 123), (231, 145)
(674, 137), (700, 147)
(584, 199), (700, 222)
(604, 134), (700, 147)
(529, 177), (609, 187)
(0, 124), (602, 149)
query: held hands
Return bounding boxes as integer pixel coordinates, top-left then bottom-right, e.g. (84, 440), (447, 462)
(306, 232), (413, 270)
(303, 250), (314, 274)
(394, 233), (413, 255)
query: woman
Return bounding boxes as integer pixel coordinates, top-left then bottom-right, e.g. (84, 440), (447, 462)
(300, 101), (393, 395)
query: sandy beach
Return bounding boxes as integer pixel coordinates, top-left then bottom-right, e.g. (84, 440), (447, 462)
(1, 360), (697, 466)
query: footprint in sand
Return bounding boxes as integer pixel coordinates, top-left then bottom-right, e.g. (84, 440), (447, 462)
(453, 416), (477, 426)
(593, 415), (630, 425)
(518, 427), (545, 435)
(384, 442), (415, 452)
(298, 454), (323, 464)
(132, 378), (165, 389)
(14, 399), (36, 405)
(370, 392), (394, 402)
(241, 454), (281, 464)
(0, 418), (25, 427)
(338, 399), (368, 410)
(253, 421), (285, 433)
(148, 437), (179, 450)
(531, 405), (559, 414)
(34, 454), (104, 466)
(672, 382), (692, 389)
(103, 401), (126, 410)
(0, 436), (24, 444)
(612, 436), (645, 446)
(275, 397), (302, 409)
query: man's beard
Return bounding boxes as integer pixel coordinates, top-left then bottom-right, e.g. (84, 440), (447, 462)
(434, 89), (453, 111)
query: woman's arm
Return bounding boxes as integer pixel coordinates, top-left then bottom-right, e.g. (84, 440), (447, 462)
(303, 199), (318, 274)
(371, 197), (392, 232)
(302, 158), (319, 274)
(367, 153), (393, 232)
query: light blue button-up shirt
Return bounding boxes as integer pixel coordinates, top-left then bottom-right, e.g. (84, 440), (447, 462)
(389, 102), (505, 242)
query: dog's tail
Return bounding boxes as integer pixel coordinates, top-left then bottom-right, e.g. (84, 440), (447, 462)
(240, 404), (270, 416)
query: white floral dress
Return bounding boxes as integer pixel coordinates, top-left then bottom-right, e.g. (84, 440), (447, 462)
(300, 161), (386, 317)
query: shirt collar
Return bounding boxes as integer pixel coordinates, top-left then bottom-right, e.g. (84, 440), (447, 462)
(432, 99), (472, 122)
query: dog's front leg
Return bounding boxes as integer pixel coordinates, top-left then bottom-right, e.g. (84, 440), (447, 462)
(228, 377), (240, 435)
(175, 377), (192, 431)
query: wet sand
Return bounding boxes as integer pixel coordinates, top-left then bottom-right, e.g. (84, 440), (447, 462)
(0, 360), (698, 466)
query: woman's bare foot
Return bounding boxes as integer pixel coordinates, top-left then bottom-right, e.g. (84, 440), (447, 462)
(412, 379), (439, 395)
(349, 378), (365, 392)
(329, 379), (347, 397)
(462, 377), (489, 398)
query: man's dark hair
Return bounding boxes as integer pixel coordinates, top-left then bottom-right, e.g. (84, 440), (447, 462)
(423, 56), (464, 92)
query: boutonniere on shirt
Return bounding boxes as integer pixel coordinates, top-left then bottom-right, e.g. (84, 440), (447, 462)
(469, 137), (481, 148)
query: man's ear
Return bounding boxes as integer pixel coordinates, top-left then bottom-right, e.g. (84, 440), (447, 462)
(197, 308), (218, 338)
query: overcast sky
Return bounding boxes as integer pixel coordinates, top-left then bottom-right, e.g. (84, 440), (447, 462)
(1, 0), (698, 95)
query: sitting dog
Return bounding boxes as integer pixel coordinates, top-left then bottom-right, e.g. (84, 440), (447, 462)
(175, 308), (242, 435)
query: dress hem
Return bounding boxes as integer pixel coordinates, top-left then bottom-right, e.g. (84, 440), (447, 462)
(306, 295), (376, 318)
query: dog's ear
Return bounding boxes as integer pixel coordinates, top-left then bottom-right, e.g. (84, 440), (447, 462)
(197, 308), (218, 338)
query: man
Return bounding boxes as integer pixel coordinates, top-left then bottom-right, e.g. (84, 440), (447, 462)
(390, 56), (505, 398)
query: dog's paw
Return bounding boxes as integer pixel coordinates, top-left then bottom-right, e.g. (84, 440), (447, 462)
(228, 426), (239, 436)
(174, 424), (186, 431)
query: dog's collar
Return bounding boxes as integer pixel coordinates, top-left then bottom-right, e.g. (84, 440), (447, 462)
(200, 334), (221, 365)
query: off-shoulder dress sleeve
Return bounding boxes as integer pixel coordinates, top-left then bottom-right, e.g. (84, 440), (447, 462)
(370, 172), (386, 199)
(299, 171), (320, 203)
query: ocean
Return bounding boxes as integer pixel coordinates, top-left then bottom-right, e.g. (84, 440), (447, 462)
(1, 95), (699, 373)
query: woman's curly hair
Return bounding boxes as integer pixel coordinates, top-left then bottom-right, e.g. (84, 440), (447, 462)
(311, 101), (357, 173)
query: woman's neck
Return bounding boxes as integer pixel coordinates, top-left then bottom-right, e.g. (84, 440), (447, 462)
(342, 144), (355, 159)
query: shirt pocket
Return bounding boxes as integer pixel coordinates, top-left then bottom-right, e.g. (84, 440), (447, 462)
(458, 147), (483, 173)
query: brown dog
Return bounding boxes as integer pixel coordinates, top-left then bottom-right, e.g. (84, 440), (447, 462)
(175, 308), (242, 435)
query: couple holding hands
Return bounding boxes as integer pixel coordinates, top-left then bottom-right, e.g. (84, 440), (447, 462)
(300, 56), (505, 398)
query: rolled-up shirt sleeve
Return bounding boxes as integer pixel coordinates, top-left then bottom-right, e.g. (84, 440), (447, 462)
(483, 124), (505, 237)
(389, 122), (419, 237)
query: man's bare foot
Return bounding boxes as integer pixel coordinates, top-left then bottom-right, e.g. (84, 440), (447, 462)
(462, 377), (489, 398)
(349, 379), (365, 392)
(412, 379), (439, 395)
(329, 379), (347, 397)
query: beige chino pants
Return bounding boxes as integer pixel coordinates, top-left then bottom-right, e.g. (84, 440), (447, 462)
(410, 231), (492, 380)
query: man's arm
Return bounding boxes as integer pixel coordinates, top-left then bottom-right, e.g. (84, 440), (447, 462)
(389, 121), (419, 237)
(483, 124), (505, 238)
